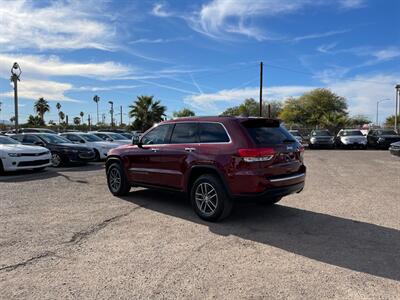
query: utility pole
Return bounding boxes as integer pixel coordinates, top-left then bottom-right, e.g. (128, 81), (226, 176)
(259, 61), (263, 117)
(102, 113), (106, 124)
(376, 99), (390, 126)
(108, 101), (114, 128)
(10, 62), (21, 132)
(66, 115), (69, 126)
(396, 85), (400, 132)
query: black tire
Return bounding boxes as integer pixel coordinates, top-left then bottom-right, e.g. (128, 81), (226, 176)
(0, 160), (4, 175)
(107, 163), (130, 196)
(190, 174), (233, 222)
(94, 149), (101, 161)
(51, 152), (64, 167)
(258, 197), (282, 205)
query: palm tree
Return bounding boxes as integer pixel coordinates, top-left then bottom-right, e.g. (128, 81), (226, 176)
(73, 116), (81, 125)
(34, 97), (50, 123)
(93, 95), (100, 124)
(129, 95), (166, 131)
(56, 102), (61, 124)
(58, 111), (65, 123)
(80, 111), (84, 124)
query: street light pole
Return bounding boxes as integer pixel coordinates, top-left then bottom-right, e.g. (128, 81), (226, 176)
(10, 62), (21, 132)
(376, 99), (390, 127)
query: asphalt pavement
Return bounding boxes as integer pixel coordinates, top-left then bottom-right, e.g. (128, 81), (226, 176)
(1, 150), (399, 299)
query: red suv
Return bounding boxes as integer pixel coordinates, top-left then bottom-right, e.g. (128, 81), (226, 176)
(106, 117), (306, 221)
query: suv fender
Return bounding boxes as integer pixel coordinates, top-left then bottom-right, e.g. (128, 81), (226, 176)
(186, 165), (232, 197)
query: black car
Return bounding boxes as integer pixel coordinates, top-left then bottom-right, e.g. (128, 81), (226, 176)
(389, 141), (400, 157)
(309, 129), (335, 149)
(367, 129), (400, 149)
(11, 133), (95, 167)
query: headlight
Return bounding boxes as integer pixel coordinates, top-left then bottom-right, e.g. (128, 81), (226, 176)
(8, 153), (21, 157)
(310, 137), (316, 143)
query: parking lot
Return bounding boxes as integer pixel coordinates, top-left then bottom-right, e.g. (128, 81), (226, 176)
(1, 150), (399, 299)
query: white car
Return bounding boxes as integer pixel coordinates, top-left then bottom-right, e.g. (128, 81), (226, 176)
(60, 132), (120, 160)
(0, 135), (51, 173)
(90, 132), (131, 145)
(336, 129), (367, 149)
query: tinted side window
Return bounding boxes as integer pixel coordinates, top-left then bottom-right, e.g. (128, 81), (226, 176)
(11, 135), (23, 142)
(23, 135), (41, 144)
(141, 124), (173, 145)
(170, 123), (198, 144)
(67, 134), (82, 142)
(199, 123), (229, 143)
(95, 133), (107, 140)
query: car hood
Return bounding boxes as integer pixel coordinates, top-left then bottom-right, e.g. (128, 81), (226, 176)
(311, 136), (333, 139)
(390, 141), (400, 146)
(92, 141), (120, 148)
(341, 135), (366, 139)
(0, 144), (49, 153)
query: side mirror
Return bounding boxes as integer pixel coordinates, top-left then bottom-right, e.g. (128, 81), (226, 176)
(132, 136), (143, 148)
(105, 138), (113, 142)
(35, 141), (45, 146)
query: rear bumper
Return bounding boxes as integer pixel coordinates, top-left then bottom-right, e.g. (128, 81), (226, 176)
(233, 182), (304, 200)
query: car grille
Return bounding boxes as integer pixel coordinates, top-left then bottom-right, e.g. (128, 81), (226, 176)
(19, 152), (49, 157)
(78, 151), (95, 159)
(18, 159), (50, 167)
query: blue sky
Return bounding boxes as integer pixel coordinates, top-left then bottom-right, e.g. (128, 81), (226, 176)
(0, 0), (399, 125)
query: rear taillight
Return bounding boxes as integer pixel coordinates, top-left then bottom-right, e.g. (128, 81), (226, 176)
(298, 146), (305, 160)
(238, 148), (276, 162)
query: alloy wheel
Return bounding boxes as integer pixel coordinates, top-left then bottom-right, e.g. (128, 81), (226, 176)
(109, 167), (122, 192)
(51, 153), (61, 167)
(195, 182), (218, 216)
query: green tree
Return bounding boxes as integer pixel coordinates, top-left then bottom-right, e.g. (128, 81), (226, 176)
(27, 115), (44, 126)
(80, 111), (84, 124)
(385, 114), (400, 127)
(34, 97), (50, 123)
(320, 112), (349, 134)
(173, 108), (195, 118)
(348, 115), (370, 126)
(221, 98), (282, 118)
(58, 111), (65, 123)
(279, 88), (348, 127)
(129, 95), (166, 131)
(73, 116), (81, 125)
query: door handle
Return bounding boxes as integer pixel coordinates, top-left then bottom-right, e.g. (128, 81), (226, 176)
(184, 147), (196, 152)
(150, 148), (159, 153)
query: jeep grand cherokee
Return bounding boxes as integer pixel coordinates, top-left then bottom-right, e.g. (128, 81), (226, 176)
(106, 117), (306, 221)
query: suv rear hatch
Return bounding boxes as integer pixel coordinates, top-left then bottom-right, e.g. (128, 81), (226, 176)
(239, 119), (305, 185)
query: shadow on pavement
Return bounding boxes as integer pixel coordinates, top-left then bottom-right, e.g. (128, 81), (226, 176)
(0, 162), (104, 183)
(120, 188), (400, 282)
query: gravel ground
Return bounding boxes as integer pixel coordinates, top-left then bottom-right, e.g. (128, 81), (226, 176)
(1, 150), (399, 299)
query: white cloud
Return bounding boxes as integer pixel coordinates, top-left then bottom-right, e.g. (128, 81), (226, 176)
(0, 0), (116, 51)
(372, 48), (400, 61)
(317, 43), (339, 53)
(151, 3), (173, 17)
(326, 74), (398, 118)
(0, 54), (132, 80)
(293, 29), (350, 42)
(129, 37), (191, 44)
(339, 0), (366, 9)
(184, 85), (315, 113)
(0, 80), (79, 103)
(73, 84), (143, 92)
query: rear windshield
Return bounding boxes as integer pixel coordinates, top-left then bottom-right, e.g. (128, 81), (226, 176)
(241, 120), (295, 145)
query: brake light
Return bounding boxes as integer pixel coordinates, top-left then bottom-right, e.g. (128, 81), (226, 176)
(298, 146), (305, 160)
(238, 148), (276, 162)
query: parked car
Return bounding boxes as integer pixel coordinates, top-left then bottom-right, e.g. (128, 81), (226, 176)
(389, 141), (400, 157)
(309, 130), (335, 149)
(367, 129), (400, 149)
(336, 129), (367, 149)
(0, 135), (51, 173)
(60, 132), (120, 161)
(288, 130), (303, 144)
(90, 132), (131, 145)
(105, 117), (306, 221)
(119, 132), (133, 140)
(10, 133), (95, 167)
(6, 128), (56, 134)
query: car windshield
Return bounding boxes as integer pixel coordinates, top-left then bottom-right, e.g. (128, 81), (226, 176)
(0, 136), (20, 144)
(107, 133), (129, 140)
(121, 133), (133, 139)
(40, 134), (71, 144)
(342, 130), (363, 136)
(378, 130), (397, 135)
(289, 131), (301, 137)
(312, 131), (331, 137)
(81, 134), (103, 142)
